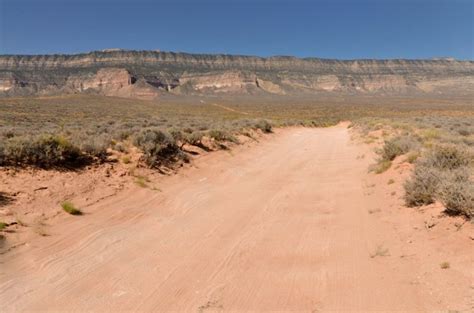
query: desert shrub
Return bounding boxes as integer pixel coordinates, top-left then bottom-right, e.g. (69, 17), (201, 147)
(168, 128), (184, 142)
(406, 151), (420, 164)
(404, 166), (440, 206)
(208, 129), (238, 143)
(134, 128), (184, 167)
(114, 143), (127, 153)
(404, 145), (473, 217)
(254, 119), (272, 133)
(76, 136), (109, 161)
(461, 134), (474, 145)
(420, 128), (441, 141)
(115, 129), (133, 140)
(134, 175), (149, 188)
(168, 128), (190, 149)
(421, 145), (471, 170)
(184, 131), (205, 147)
(3, 135), (82, 168)
(458, 129), (471, 136)
(438, 172), (474, 218)
(372, 160), (392, 174)
(122, 156), (131, 164)
(380, 135), (420, 161)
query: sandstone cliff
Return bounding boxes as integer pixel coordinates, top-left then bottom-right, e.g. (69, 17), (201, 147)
(0, 50), (472, 98)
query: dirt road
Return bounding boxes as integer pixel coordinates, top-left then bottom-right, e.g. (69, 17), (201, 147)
(1, 125), (471, 312)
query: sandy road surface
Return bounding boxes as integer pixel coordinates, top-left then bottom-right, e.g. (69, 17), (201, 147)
(0, 126), (471, 312)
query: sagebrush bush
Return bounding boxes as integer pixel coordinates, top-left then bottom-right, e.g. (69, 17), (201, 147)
(420, 128), (441, 141)
(254, 119), (272, 133)
(406, 151), (420, 164)
(404, 144), (473, 218)
(380, 135), (420, 161)
(2, 135), (83, 168)
(184, 131), (205, 147)
(404, 165), (439, 206)
(76, 136), (109, 161)
(438, 171), (474, 218)
(208, 130), (238, 143)
(168, 128), (184, 143)
(420, 145), (471, 170)
(134, 128), (185, 167)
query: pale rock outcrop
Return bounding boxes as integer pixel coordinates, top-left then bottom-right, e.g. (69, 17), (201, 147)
(0, 72), (24, 91)
(179, 71), (256, 92)
(66, 68), (159, 99)
(67, 68), (133, 92)
(256, 78), (285, 94)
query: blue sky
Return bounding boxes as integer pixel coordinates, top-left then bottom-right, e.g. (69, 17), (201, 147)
(0, 0), (472, 59)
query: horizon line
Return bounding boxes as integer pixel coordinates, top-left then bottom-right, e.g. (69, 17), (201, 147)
(1, 48), (472, 62)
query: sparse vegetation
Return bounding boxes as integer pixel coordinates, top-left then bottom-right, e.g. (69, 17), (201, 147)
(0, 95), (472, 220)
(404, 145), (473, 218)
(440, 261), (450, 269)
(406, 151), (420, 163)
(135, 175), (150, 188)
(372, 160), (392, 174)
(254, 119), (272, 133)
(133, 128), (186, 167)
(370, 244), (390, 258)
(438, 177), (474, 218)
(61, 201), (82, 215)
(380, 135), (420, 161)
(122, 156), (131, 164)
(1, 135), (83, 168)
(371, 135), (420, 174)
(355, 114), (473, 219)
(208, 129), (238, 143)
(1, 94), (471, 172)
(404, 166), (439, 206)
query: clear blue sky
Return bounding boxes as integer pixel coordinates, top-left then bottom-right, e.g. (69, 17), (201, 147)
(0, 0), (472, 59)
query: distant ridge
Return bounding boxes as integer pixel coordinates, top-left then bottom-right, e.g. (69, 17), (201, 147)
(0, 50), (473, 98)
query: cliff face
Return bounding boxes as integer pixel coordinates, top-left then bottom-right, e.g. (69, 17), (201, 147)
(0, 50), (473, 98)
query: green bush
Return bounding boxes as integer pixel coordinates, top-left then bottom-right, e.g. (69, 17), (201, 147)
(61, 201), (82, 215)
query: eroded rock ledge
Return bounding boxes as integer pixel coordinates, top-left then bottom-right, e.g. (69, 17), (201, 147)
(0, 50), (472, 98)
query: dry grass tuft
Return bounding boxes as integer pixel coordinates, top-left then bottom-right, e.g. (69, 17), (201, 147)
(61, 201), (82, 215)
